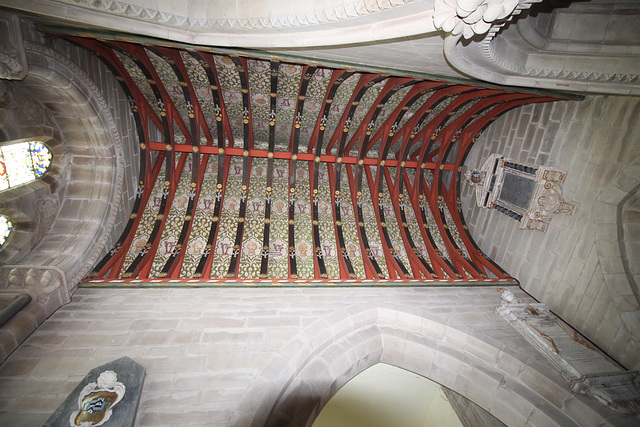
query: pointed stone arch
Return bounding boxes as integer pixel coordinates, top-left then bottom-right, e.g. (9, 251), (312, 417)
(594, 151), (640, 366)
(234, 304), (615, 427)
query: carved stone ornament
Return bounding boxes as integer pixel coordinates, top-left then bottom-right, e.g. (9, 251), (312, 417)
(0, 265), (70, 318)
(0, 13), (28, 80)
(0, 51), (24, 80)
(464, 168), (485, 187)
(69, 370), (126, 427)
(433, 0), (543, 39)
(37, 196), (61, 234)
(571, 372), (640, 415)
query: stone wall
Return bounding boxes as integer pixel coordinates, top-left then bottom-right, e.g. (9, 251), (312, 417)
(0, 12), (140, 363)
(461, 95), (640, 371)
(26, 24), (141, 270)
(0, 286), (633, 427)
(46, 36), (140, 261)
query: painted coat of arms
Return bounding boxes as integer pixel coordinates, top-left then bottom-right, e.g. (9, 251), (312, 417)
(69, 370), (125, 426)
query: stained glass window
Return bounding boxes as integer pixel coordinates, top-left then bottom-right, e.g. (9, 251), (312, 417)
(0, 215), (12, 248)
(0, 141), (52, 191)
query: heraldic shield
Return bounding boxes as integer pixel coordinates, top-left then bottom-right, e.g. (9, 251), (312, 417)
(69, 370), (125, 426)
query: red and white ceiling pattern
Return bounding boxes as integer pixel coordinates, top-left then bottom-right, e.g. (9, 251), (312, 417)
(71, 37), (558, 285)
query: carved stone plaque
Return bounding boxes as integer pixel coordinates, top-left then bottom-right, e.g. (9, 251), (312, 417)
(69, 370), (125, 426)
(44, 357), (144, 427)
(467, 154), (575, 232)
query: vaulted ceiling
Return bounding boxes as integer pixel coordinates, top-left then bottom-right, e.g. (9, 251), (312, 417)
(67, 36), (559, 285)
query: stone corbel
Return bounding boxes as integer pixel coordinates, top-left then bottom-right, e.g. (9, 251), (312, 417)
(0, 265), (71, 318)
(0, 11), (27, 80)
(497, 290), (640, 414)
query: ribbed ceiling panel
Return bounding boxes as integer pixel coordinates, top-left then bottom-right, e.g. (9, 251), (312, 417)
(72, 37), (558, 286)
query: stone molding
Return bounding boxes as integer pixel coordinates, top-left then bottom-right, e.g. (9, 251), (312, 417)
(442, 2), (640, 94)
(57, 0), (415, 30)
(234, 300), (622, 426)
(497, 290), (640, 415)
(0, 265), (71, 363)
(1, 0), (438, 48)
(442, 387), (506, 427)
(594, 153), (640, 358)
(520, 166), (575, 232)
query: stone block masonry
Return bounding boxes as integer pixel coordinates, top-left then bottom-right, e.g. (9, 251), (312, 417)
(0, 287), (636, 427)
(462, 95), (640, 372)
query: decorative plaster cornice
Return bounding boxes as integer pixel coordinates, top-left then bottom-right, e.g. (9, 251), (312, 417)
(59, 0), (416, 30)
(3, 0), (438, 48)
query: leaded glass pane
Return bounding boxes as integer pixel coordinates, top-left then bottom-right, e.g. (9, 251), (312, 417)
(0, 215), (12, 247)
(29, 141), (52, 178)
(0, 141), (52, 189)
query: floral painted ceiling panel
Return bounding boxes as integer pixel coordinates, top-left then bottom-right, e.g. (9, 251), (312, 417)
(71, 36), (559, 286)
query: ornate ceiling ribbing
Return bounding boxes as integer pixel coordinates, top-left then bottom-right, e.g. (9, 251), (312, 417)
(72, 36), (558, 286)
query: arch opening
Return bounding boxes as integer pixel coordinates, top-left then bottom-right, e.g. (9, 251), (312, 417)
(234, 304), (608, 427)
(311, 362), (463, 427)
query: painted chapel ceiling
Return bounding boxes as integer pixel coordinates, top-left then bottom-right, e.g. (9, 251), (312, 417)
(61, 36), (560, 285)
